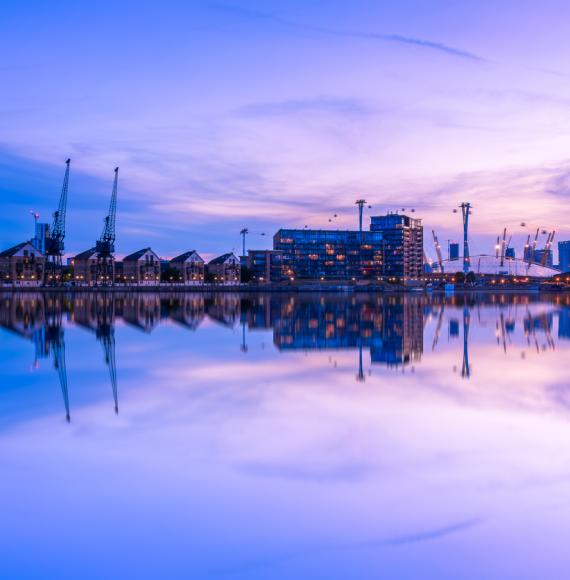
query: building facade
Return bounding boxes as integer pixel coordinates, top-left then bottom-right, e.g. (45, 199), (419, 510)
(170, 250), (205, 284)
(0, 242), (44, 286)
(559, 241), (570, 273)
(246, 249), (283, 283)
(122, 248), (161, 285)
(207, 253), (241, 285)
(72, 248), (98, 285)
(370, 214), (423, 278)
(273, 229), (384, 280)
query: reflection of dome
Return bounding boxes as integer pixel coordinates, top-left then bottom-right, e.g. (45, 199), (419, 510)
(441, 255), (559, 278)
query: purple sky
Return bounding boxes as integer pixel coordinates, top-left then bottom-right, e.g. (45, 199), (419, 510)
(1, 0), (570, 260)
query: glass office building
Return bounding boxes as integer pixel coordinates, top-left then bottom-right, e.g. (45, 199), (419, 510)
(273, 229), (385, 280)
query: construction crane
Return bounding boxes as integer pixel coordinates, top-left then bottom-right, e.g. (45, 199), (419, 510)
(505, 235), (513, 259)
(44, 159), (71, 285)
(432, 230), (444, 273)
(240, 228), (266, 257)
(541, 230), (556, 267)
(500, 228), (507, 267)
(95, 167), (119, 286)
(527, 227), (540, 271)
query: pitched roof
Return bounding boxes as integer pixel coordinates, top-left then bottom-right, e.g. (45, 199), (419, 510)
(123, 248), (157, 262)
(171, 250), (204, 263)
(0, 241), (34, 258)
(73, 247), (97, 260)
(208, 252), (238, 265)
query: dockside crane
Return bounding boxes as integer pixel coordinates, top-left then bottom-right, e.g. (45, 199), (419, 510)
(95, 168), (119, 286)
(45, 159), (71, 284)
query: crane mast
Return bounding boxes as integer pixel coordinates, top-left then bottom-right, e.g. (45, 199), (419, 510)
(95, 167), (119, 286)
(44, 159), (71, 284)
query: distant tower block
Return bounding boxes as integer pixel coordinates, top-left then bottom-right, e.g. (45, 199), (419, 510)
(449, 242), (460, 261)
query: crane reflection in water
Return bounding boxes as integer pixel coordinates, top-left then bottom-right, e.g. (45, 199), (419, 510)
(0, 291), (569, 421)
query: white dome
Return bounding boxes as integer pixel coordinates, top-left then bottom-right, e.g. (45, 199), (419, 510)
(441, 255), (559, 278)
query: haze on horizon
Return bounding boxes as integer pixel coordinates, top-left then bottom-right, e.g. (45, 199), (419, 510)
(1, 0), (569, 260)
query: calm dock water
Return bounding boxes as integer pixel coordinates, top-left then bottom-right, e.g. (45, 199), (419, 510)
(1, 292), (570, 579)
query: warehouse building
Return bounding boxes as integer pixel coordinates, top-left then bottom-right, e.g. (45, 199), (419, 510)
(122, 248), (161, 285)
(207, 253), (241, 285)
(0, 241), (45, 286)
(71, 248), (99, 285)
(169, 250), (205, 285)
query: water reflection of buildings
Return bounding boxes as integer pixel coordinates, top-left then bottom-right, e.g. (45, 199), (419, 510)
(271, 295), (424, 370)
(560, 309), (570, 341)
(73, 294), (118, 414)
(0, 293), (70, 421)
(435, 295), (567, 379)
(2, 293), (570, 418)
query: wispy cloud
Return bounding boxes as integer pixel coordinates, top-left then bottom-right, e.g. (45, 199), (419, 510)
(236, 96), (376, 119)
(210, 518), (482, 576)
(213, 3), (489, 62)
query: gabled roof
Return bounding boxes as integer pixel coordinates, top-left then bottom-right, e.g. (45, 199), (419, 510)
(208, 252), (238, 265)
(73, 247), (97, 260)
(123, 248), (158, 262)
(171, 250), (204, 264)
(0, 241), (37, 258)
